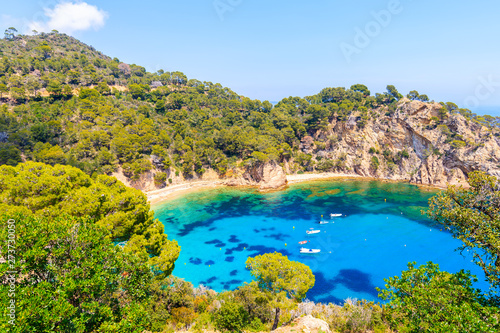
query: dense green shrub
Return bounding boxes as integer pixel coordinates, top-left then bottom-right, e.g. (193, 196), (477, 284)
(450, 140), (467, 149)
(370, 156), (379, 171)
(154, 171), (168, 186)
(212, 302), (249, 333)
(316, 159), (334, 172)
(379, 262), (500, 333)
(398, 149), (409, 159)
(0, 213), (154, 332)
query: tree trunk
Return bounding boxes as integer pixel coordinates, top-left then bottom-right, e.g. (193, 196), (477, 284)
(272, 307), (281, 331)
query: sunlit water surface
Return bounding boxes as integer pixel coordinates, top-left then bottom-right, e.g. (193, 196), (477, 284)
(154, 180), (488, 304)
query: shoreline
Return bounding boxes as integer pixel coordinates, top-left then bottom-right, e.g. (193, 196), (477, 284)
(146, 172), (446, 206)
(286, 172), (363, 184)
(147, 180), (225, 206)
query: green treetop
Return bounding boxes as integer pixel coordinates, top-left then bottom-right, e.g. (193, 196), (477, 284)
(0, 161), (180, 276)
(0, 213), (155, 332)
(246, 252), (315, 330)
(428, 171), (500, 291)
(378, 262), (499, 332)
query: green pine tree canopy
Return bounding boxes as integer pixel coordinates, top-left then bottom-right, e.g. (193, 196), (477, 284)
(1, 30), (500, 332)
(0, 32), (498, 178)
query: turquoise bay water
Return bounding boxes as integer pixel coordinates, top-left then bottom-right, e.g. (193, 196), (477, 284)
(154, 180), (488, 304)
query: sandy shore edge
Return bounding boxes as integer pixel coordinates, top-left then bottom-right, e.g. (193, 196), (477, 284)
(146, 172), (372, 206)
(147, 180), (225, 206)
(146, 172), (447, 206)
(286, 172), (363, 183)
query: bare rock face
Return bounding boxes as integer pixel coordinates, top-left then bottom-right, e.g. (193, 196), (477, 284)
(121, 99), (500, 192)
(242, 161), (288, 189)
(300, 136), (315, 154)
(112, 167), (158, 192)
(299, 98), (500, 187)
(272, 315), (331, 333)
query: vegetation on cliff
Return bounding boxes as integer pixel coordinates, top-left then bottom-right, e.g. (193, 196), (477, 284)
(1, 31), (499, 189)
(0, 161), (180, 275)
(1, 30), (500, 332)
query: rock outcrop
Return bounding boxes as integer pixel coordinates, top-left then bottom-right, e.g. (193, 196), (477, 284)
(243, 161), (288, 189)
(223, 161), (288, 190)
(272, 315), (331, 333)
(297, 99), (500, 188)
(124, 99), (500, 192)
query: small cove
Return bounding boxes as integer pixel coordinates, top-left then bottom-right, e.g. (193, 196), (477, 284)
(154, 179), (489, 303)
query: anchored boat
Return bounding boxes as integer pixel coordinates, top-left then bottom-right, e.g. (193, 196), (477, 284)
(300, 248), (321, 254)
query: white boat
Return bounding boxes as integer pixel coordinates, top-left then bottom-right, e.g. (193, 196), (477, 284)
(300, 248), (321, 254)
(318, 221), (329, 224)
(330, 213), (342, 217)
(306, 229), (320, 234)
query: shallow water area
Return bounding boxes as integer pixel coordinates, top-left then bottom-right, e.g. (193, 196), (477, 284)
(154, 179), (488, 304)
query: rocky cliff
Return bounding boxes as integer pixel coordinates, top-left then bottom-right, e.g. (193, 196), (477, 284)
(289, 99), (500, 188)
(122, 99), (500, 192)
(224, 160), (288, 189)
(118, 161), (288, 192)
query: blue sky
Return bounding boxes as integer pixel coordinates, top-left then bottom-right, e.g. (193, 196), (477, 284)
(2, 0), (500, 115)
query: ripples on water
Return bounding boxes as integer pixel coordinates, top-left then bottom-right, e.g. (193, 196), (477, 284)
(154, 180), (488, 304)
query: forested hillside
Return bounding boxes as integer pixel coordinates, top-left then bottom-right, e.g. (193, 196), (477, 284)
(1, 31), (500, 188)
(2, 30), (500, 332)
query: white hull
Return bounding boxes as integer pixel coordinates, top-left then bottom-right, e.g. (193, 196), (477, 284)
(300, 248), (321, 254)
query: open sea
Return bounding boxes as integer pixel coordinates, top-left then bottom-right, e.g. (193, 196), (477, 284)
(153, 179), (489, 304)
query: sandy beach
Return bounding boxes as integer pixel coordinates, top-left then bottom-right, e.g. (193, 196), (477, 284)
(286, 172), (363, 184)
(146, 172), (367, 206)
(146, 180), (226, 206)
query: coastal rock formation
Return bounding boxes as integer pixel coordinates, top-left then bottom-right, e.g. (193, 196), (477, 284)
(272, 315), (331, 333)
(298, 99), (500, 188)
(223, 161), (288, 189)
(122, 99), (500, 192)
(243, 161), (288, 189)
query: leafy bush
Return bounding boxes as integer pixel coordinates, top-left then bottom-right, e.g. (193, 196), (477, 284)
(316, 159), (334, 172)
(212, 302), (249, 333)
(154, 171), (167, 186)
(247, 317), (267, 332)
(438, 124), (452, 136)
(251, 151), (269, 163)
(398, 149), (409, 159)
(370, 156), (379, 171)
(450, 140), (467, 149)
(171, 307), (197, 330)
(0, 213), (154, 332)
(0, 143), (21, 166)
(379, 262), (500, 333)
